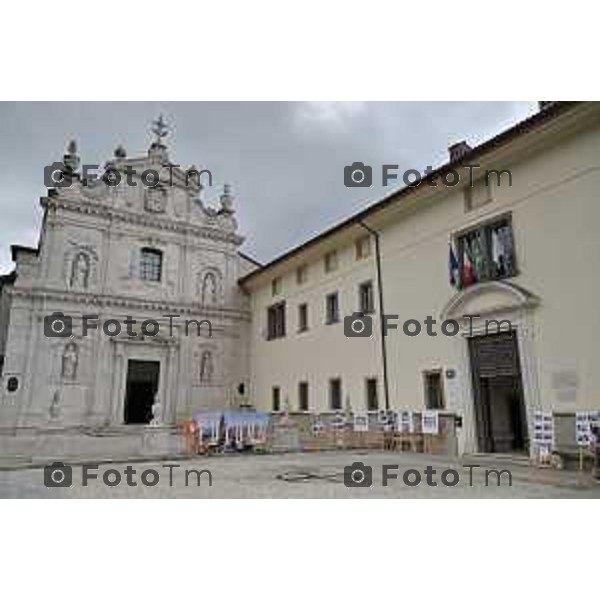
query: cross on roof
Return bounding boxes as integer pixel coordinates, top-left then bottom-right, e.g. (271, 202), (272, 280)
(151, 114), (169, 143)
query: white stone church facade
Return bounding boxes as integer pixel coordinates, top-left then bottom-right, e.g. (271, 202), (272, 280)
(0, 133), (256, 430)
(1, 102), (600, 458)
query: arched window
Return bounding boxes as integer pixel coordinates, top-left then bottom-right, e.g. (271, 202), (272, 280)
(140, 248), (163, 282)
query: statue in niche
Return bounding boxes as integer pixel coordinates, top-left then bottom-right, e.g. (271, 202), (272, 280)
(201, 271), (218, 306)
(199, 350), (214, 383)
(70, 252), (90, 289)
(61, 342), (78, 381)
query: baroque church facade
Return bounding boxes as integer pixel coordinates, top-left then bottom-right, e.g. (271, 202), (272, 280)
(0, 127), (255, 429)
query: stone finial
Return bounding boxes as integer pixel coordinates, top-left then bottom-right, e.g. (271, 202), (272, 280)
(63, 139), (80, 174)
(220, 183), (234, 213)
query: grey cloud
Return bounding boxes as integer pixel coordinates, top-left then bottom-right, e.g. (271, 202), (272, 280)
(0, 101), (537, 272)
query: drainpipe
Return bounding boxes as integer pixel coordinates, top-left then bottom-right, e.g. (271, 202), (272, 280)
(358, 221), (390, 411)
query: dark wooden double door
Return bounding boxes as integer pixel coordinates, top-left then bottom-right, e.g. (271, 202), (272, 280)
(469, 331), (528, 453)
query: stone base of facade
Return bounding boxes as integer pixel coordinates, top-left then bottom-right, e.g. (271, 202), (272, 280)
(0, 425), (182, 466)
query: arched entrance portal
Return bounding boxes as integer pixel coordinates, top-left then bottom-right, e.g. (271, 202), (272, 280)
(441, 281), (541, 455)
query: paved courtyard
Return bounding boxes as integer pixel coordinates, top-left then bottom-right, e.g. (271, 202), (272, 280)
(1, 451), (599, 498)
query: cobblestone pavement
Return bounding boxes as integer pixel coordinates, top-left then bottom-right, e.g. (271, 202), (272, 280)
(1, 451), (599, 498)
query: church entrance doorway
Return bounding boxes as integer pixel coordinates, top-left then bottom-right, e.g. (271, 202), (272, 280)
(468, 331), (528, 453)
(124, 360), (160, 424)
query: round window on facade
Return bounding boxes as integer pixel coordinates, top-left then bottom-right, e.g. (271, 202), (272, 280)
(6, 377), (19, 393)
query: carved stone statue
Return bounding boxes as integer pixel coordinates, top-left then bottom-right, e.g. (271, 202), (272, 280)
(200, 350), (214, 382)
(61, 342), (78, 380)
(150, 393), (162, 426)
(70, 252), (90, 289)
(201, 271), (218, 306)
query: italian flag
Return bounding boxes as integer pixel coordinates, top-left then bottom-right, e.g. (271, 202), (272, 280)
(462, 241), (475, 287)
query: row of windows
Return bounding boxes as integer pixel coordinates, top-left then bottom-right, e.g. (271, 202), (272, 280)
(266, 280), (374, 340)
(271, 214), (517, 300)
(272, 377), (379, 412)
(271, 235), (372, 296)
(271, 371), (445, 412)
(266, 216), (517, 339)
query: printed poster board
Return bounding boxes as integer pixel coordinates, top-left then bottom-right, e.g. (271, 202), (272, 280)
(421, 411), (439, 435)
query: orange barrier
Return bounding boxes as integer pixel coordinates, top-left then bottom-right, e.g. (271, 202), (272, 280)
(178, 420), (198, 454)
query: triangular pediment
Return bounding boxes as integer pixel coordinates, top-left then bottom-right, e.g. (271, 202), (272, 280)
(441, 281), (539, 321)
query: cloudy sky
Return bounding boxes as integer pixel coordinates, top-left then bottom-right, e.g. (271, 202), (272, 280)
(0, 101), (538, 272)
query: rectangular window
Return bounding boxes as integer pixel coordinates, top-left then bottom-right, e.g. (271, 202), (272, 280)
(296, 264), (308, 285)
(298, 381), (309, 412)
(272, 386), (281, 412)
(355, 235), (371, 260)
(298, 303), (308, 332)
(359, 280), (375, 314)
(267, 301), (286, 340)
(271, 277), (281, 296)
(329, 378), (342, 411)
(324, 250), (338, 273)
(423, 370), (444, 410)
(455, 215), (516, 288)
(365, 377), (378, 411)
(140, 248), (163, 282)
(325, 292), (340, 324)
